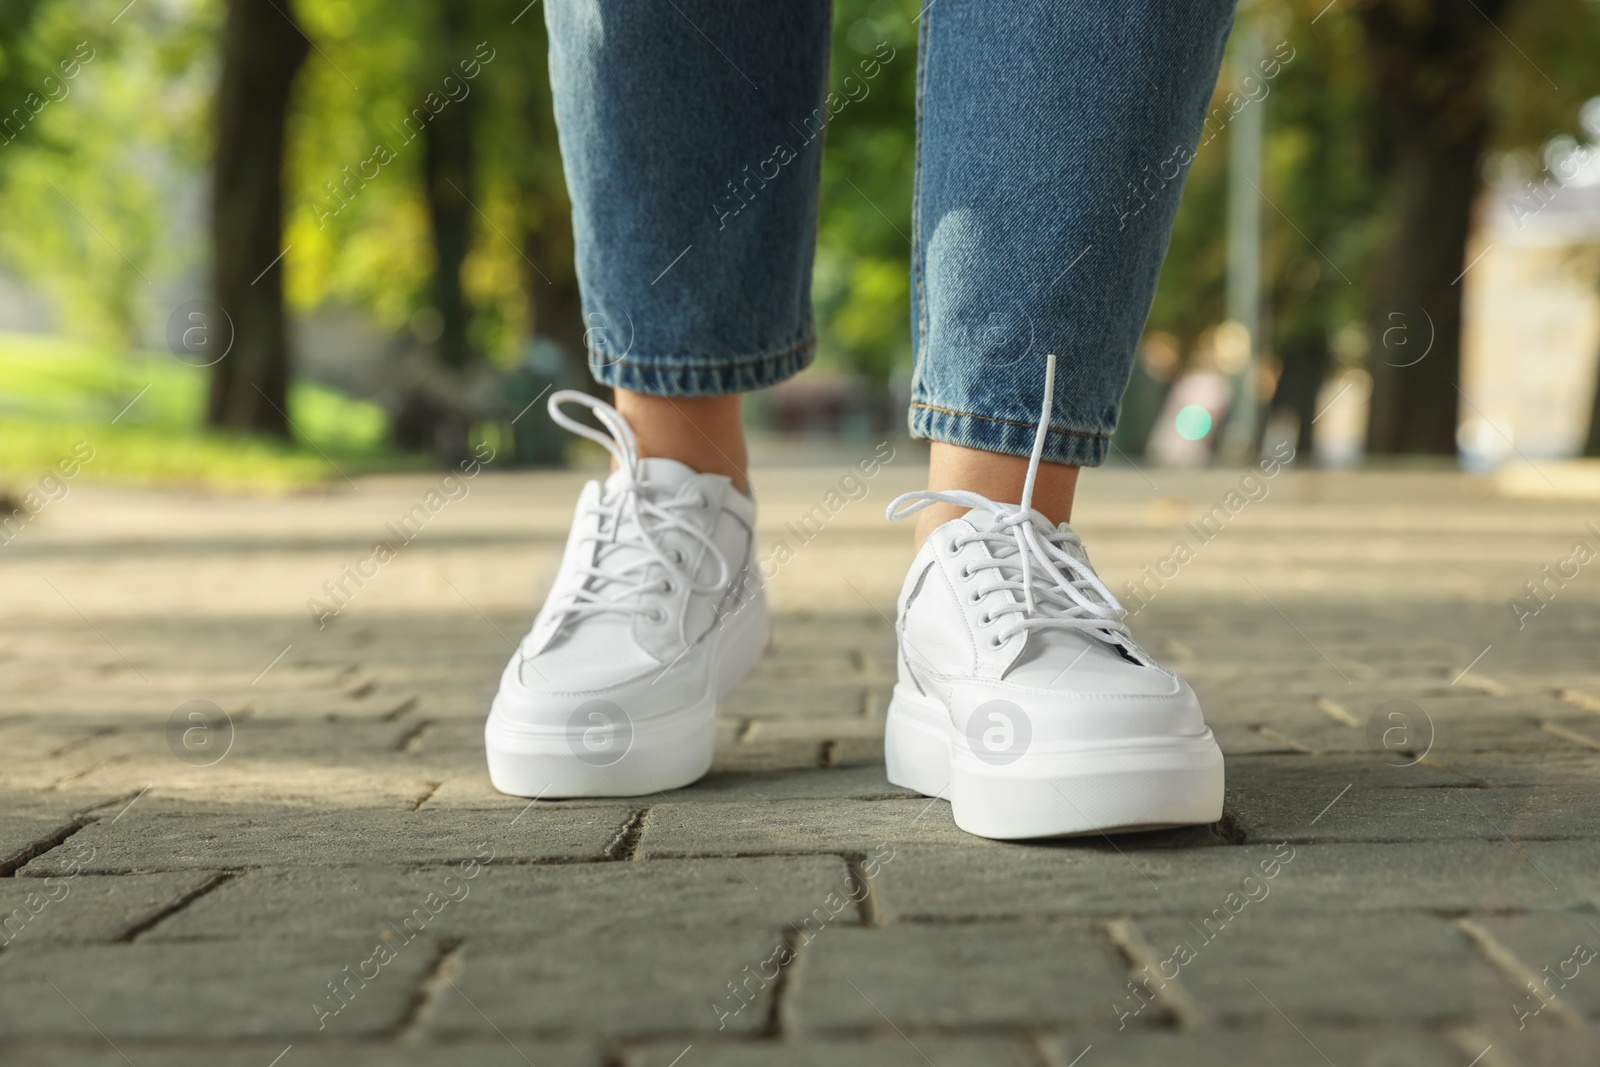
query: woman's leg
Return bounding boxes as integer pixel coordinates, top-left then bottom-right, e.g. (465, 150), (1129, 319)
(545, 0), (834, 490)
(485, 3), (833, 800)
(883, 0), (1237, 839)
(909, 0), (1235, 543)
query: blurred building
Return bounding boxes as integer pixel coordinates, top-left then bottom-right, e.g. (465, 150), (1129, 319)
(1460, 150), (1600, 465)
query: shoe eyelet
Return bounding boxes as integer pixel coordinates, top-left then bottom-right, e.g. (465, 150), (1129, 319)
(979, 612), (992, 625)
(968, 590), (982, 604)
(946, 539), (962, 555)
(662, 580), (676, 594)
(671, 549), (685, 564)
(695, 494), (709, 508)
(988, 636), (1004, 649)
(651, 609), (668, 623)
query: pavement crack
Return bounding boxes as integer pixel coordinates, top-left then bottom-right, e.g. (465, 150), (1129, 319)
(409, 781), (444, 812)
(0, 817), (96, 877)
(1538, 720), (1600, 752)
(843, 853), (885, 928)
(46, 725), (118, 760)
(1102, 916), (1211, 1030)
(605, 808), (650, 861)
(44, 756), (131, 792)
(1555, 687), (1600, 714)
(1456, 917), (1582, 1027)
(1250, 725), (1315, 753)
(763, 928), (805, 1037)
(120, 870), (239, 941)
(382, 696), (421, 721)
(1416, 755), (1488, 785)
(394, 937), (463, 1041)
(394, 719), (435, 753)
(1312, 695), (1360, 727)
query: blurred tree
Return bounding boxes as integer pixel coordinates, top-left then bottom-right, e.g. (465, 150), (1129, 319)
(1356, 0), (1506, 454)
(0, 2), (205, 354)
(813, 0), (919, 427)
(1258, 6), (1382, 457)
(1356, 0), (1600, 454)
(421, 3), (477, 375)
(207, 0), (307, 436)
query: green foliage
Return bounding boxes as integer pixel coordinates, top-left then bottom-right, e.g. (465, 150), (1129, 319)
(0, 0), (212, 348)
(3, 0), (1598, 455)
(0, 331), (411, 487)
(814, 0), (920, 385)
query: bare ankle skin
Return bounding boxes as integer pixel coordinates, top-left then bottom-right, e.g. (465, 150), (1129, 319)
(912, 442), (1080, 548)
(612, 389), (749, 493)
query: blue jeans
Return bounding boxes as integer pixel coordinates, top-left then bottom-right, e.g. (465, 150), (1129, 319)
(545, 0), (1234, 466)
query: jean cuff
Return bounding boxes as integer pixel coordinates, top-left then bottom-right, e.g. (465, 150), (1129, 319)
(909, 401), (1111, 467)
(591, 332), (816, 397)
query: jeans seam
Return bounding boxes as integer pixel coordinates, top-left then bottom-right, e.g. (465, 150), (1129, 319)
(909, 401), (1111, 440)
(600, 332), (816, 373)
(911, 7), (931, 385)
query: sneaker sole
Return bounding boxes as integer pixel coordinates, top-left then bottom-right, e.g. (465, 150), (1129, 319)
(884, 683), (1224, 840)
(485, 596), (769, 798)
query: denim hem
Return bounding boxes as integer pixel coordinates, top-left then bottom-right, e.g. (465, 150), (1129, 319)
(909, 401), (1111, 467)
(591, 333), (816, 397)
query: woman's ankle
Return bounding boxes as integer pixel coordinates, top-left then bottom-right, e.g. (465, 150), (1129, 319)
(613, 389), (749, 492)
(913, 442), (1080, 548)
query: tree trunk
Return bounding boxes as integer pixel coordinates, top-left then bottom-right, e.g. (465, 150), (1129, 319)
(206, 0), (307, 437)
(1360, 0), (1502, 456)
(1584, 336), (1600, 456)
(1273, 329), (1331, 458)
(423, 86), (477, 372)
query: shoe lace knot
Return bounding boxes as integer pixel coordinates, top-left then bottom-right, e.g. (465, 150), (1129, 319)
(541, 390), (731, 633)
(884, 354), (1129, 644)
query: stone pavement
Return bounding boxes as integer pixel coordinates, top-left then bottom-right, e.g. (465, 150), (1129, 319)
(2, 447), (1598, 1066)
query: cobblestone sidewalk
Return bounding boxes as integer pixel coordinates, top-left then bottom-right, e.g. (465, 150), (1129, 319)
(1, 457), (1598, 1066)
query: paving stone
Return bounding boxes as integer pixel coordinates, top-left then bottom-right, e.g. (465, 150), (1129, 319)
(792, 923), (1127, 1030)
(638, 798), (974, 858)
(1425, 750), (1600, 787)
(150, 856), (861, 941)
(621, 1035), (1040, 1066)
(872, 841), (1600, 921)
(1228, 784), (1600, 843)
(469, 765), (913, 812)
(1042, 1029), (1467, 1066)
(1129, 911), (1522, 1026)
(0, 816), (93, 875)
(721, 682), (878, 721)
(5, 468), (1600, 1049)
(18, 806), (636, 874)
(0, 1041), (602, 1067)
(1455, 1029), (1600, 1066)
(1469, 912), (1600, 1023)
(425, 930), (787, 1036)
(0, 939), (439, 1037)
(0, 872), (216, 945)
(1225, 752), (1474, 790)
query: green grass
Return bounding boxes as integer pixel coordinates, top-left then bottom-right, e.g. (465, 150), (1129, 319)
(0, 332), (427, 490)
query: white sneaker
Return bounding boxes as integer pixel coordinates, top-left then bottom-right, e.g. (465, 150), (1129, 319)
(883, 356), (1223, 839)
(484, 391), (767, 797)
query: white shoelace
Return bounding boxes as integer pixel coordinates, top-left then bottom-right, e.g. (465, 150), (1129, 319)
(886, 354), (1130, 645)
(542, 391), (731, 632)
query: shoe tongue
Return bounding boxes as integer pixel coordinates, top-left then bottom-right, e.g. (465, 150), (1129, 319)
(962, 505), (1092, 568)
(607, 457), (702, 495)
(962, 504), (1053, 534)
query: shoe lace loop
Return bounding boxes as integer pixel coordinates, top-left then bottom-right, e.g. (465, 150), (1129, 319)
(884, 354), (1129, 643)
(541, 390), (731, 631)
